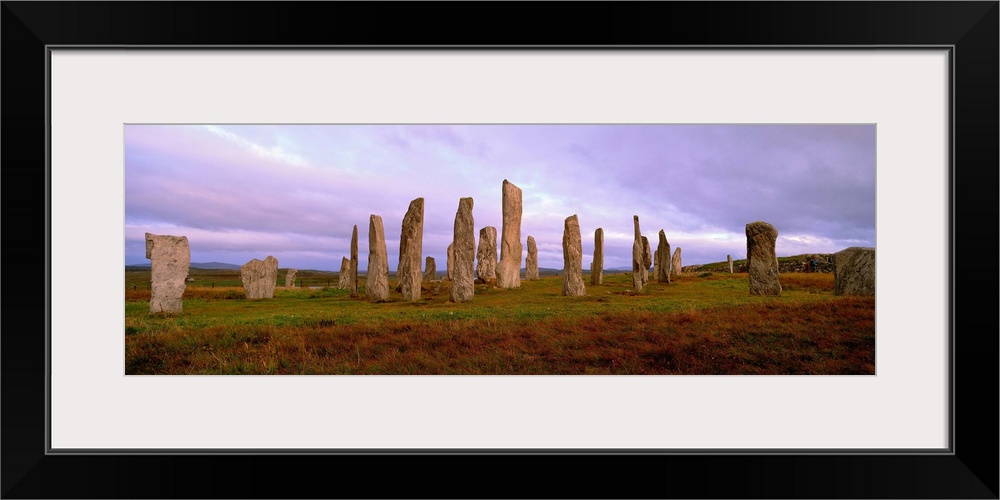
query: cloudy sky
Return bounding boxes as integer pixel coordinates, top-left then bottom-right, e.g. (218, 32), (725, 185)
(124, 124), (875, 272)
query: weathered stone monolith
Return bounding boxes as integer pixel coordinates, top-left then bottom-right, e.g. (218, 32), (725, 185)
(338, 257), (350, 288)
(496, 179), (523, 289)
(631, 215), (644, 291)
(657, 230), (671, 283)
(446, 243), (454, 281)
(562, 215), (585, 297)
(525, 236), (539, 280)
(145, 232), (190, 313)
(590, 228), (604, 285)
(241, 255), (278, 299)
(285, 269), (297, 288)
(746, 221), (782, 296)
(366, 214), (389, 302)
(450, 197), (475, 302)
(397, 197), (424, 301)
(476, 226), (498, 283)
(833, 247), (875, 296)
(423, 256), (436, 281)
(641, 236), (652, 285)
(671, 247), (682, 277)
(349, 225), (359, 297)
(727, 254), (734, 274)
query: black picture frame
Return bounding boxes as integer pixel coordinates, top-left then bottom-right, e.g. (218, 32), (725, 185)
(3, 2), (997, 498)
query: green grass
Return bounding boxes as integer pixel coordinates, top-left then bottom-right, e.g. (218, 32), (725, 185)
(124, 271), (874, 375)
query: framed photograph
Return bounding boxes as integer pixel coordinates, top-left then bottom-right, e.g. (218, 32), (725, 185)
(4, 2), (996, 498)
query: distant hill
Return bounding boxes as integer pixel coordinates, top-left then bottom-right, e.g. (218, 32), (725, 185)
(125, 262), (242, 270)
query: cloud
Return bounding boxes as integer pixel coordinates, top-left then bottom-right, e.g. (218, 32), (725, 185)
(125, 124), (875, 271)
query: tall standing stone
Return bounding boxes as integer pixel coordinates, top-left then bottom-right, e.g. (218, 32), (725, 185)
(450, 197), (475, 302)
(746, 221), (782, 296)
(833, 247), (875, 296)
(338, 257), (350, 289)
(349, 225), (359, 297)
(631, 215), (644, 292)
(671, 247), (682, 277)
(145, 232), (189, 313)
(366, 214), (389, 302)
(476, 226), (498, 283)
(657, 230), (671, 283)
(285, 269), (298, 288)
(727, 254), (734, 274)
(241, 255), (278, 299)
(423, 256), (436, 281)
(641, 236), (653, 285)
(562, 215), (586, 297)
(497, 179), (523, 289)
(397, 197), (424, 301)
(446, 243), (454, 281)
(525, 236), (539, 280)
(590, 228), (604, 285)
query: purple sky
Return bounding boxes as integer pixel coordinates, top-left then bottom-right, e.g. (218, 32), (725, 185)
(125, 124), (875, 272)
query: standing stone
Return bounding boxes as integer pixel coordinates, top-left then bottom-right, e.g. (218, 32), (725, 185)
(476, 226), (498, 283)
(745, 221), (782, 296)
(145, 232), (189, 313)
(525, 236), (539, 280)
(285, 269), (298, 288)
(641, 236), (653, 285)
(241, 255), (278, 299)
(590, 228), (604, 285)
(397, 197), (424, 301)
(423, 256), (436, 281)
(366, 214), (389, 302)
(833, 247), (875, 296)
(671, 247), (682, 277)
(338, 257), (350, 289)
(561, 215), (586, 297)
(446, 243), (454, 281)
(450, 197), (475, 302)
(496, 179), (523, 289)
(657, 230), (671, 283)
(631, 215), (644, 292)
(727, 254), (734, 274)
(349, 225), (359, 297)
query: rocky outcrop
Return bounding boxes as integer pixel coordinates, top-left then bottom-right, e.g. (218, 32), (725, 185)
(641, 236), (652, 285)
(671, 247), (682, 277)
(590, 228), (603, 285)
(525, 236), (539, 280)
(349, 225), (359, 297)
(446, 243), (454, 281)
(338, 257), (350, 289)
(450, 197), (476, 302)
(242, 255), (278, 299)
(397, 197), (424, 301)
(476, 226), (498, 283)
(145, 232), (190, 313)
(561, 215), (585, 297)
(496, 179), (523, 289)
(632, 215), (644, 292)
(657, 230), (671, 283)
(423, 256), (436, 281)
(833, 247), (875, 296)
(746, 221), (781, 296)
(366, 215), (389, 302)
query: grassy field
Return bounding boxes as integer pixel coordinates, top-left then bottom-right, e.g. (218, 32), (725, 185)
(124, 268), (874, 375)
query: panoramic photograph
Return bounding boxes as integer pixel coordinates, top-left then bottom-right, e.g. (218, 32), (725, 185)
(125, 124), (876, 375)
